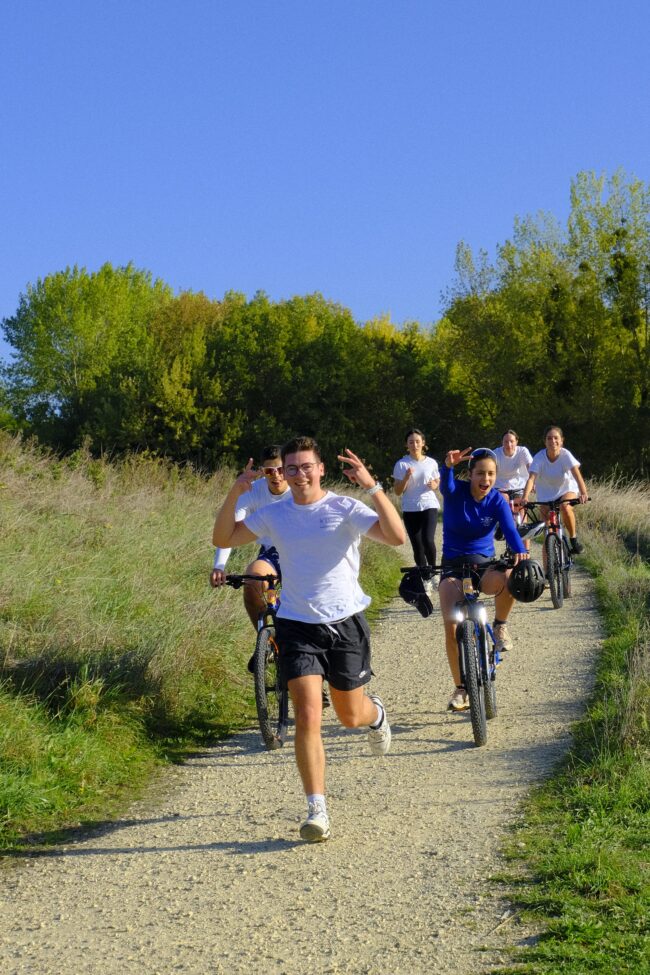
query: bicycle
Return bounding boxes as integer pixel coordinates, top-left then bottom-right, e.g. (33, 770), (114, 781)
(520, 499), (587, 609)
(224, 573), (289, 750)
(400, 562), (504, 747)
(501, 495), (547, 558)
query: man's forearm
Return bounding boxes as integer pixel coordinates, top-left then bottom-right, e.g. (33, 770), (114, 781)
(212, 485), (245, 547)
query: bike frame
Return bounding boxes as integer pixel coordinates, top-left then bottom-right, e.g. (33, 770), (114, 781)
(257, 577), (280, 630)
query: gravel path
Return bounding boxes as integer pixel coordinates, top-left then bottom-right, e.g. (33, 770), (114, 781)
(1, 563), (600, 975)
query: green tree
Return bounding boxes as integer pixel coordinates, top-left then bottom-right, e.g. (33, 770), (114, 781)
(2, 263), (172, 451)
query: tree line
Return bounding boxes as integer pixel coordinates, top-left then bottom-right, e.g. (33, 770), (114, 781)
(2, 170), (648, 479)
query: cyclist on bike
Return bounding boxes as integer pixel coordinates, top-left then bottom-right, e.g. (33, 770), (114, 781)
(392, 428), (440, 589)
(439, 447), (529, 712)
(521, 426), (589, 554)
(213, 436), (405, 843)
(210, 445), (290, 630)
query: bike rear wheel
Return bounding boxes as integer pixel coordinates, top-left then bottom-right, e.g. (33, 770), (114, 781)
(545, 533), (563, 609)
(253, 626), (289, 750)
(561, 538), (572, 598)
(459, 620), (487, 746)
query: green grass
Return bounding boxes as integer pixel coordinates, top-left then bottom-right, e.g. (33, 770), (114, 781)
(0, 434), (402, 847)
(494, 479), (650, 975)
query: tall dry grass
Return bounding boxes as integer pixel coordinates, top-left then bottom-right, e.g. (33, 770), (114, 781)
(0, 432), (255, 734)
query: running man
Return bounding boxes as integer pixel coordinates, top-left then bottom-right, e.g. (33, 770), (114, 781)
(213, 436), (405, 842)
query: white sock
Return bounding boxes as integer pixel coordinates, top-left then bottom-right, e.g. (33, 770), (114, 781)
(370, 703), (384, 729)
(307, 793), (326, 809)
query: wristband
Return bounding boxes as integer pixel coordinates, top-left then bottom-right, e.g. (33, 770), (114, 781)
(366, 482), (383, 496)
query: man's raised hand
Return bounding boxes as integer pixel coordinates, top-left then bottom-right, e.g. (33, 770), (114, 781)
(234, 458), (260, 493)
(337, 448), (375, 491)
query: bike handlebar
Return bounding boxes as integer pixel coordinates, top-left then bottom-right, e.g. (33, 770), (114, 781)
(401, 557), (515, 576)
(522, 497), (590, 511)
(224, 572), (278, 590)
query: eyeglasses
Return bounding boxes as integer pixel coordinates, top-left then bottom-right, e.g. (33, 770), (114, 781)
(282, 462), (319, 476)
(261, 466), (283, 476)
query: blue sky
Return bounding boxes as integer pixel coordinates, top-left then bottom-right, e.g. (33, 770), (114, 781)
(2, 0), (649, 361)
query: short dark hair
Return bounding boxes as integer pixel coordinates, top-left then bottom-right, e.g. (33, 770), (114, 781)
(502, 429), (519, 441)
(543, 425), (564, 439)
(260, 444), (282, 463)
(281, 436), (322, 462)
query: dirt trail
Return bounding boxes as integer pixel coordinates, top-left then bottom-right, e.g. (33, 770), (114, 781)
(1, 564), (600, 975)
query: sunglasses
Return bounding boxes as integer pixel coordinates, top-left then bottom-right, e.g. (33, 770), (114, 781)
(261, 466), (284, 475)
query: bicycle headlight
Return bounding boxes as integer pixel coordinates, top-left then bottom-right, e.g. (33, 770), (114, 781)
(452, 608), (465, 623)
(477, 606), (488, 624)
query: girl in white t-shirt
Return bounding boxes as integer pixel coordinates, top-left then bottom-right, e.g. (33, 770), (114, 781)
(392, 429), (440, 570)
(493, 429), (533, 547)
(522, 426), (589, 554)
(494, 430), (533, 496)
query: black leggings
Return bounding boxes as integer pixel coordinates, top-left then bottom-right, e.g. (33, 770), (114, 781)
(403, 508), (439, 567)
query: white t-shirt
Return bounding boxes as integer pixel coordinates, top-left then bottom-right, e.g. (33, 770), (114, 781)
(213, 479), (291, 570)
(392, 455), (440, 512)
(245, 491), (379, 623)
(494, 445), (533, 491)
(529, 448), (580, 502)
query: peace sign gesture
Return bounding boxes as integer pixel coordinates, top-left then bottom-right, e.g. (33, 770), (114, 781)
(445, 447), (472, 468)
(337, 448), (375, 491)
(234, 458), (260, 494)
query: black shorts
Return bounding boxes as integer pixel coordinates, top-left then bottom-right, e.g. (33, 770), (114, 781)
(257, 544), (281, 579)
(275, 612), (372, 691)
(440, 554), (502, 585)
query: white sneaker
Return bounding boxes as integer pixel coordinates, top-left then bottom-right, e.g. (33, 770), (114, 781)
(493, 622), (513, 653)
(447, 687), (469, 711)
(367, 694), (391, 756)
(299, 800), (330, 842)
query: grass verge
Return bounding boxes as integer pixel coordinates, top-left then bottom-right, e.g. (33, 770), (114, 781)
(0, 435), (402, 848)
(494, 478), (650, 974)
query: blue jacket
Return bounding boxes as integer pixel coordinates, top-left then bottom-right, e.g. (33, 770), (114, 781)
(440, 464), (526, 559)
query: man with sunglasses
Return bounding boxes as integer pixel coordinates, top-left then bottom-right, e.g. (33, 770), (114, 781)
(213, 435), (405, 843)
(210, 444), (290, 629)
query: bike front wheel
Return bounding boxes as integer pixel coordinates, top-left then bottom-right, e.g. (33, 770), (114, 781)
(253, 626), (289, 750)
(459, 620), (487, 746)
(545, 533), (563, 609)
(481, 626), (497, 720)
(561, 537), (572, 598)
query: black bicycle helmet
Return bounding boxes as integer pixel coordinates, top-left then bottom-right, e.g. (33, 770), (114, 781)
(507, 559), (546, 603)
(398, 568), (434, 618)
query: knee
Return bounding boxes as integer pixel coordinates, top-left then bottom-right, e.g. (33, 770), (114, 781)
(336, 710), (363, 729)
(293, 701), (322, 731)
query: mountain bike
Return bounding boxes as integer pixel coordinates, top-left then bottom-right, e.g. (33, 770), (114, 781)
(224, 573), (289, 750)
(521, 499), (586, 609)
(501, 497), (546, 558)
(401, 562), (503, 747)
